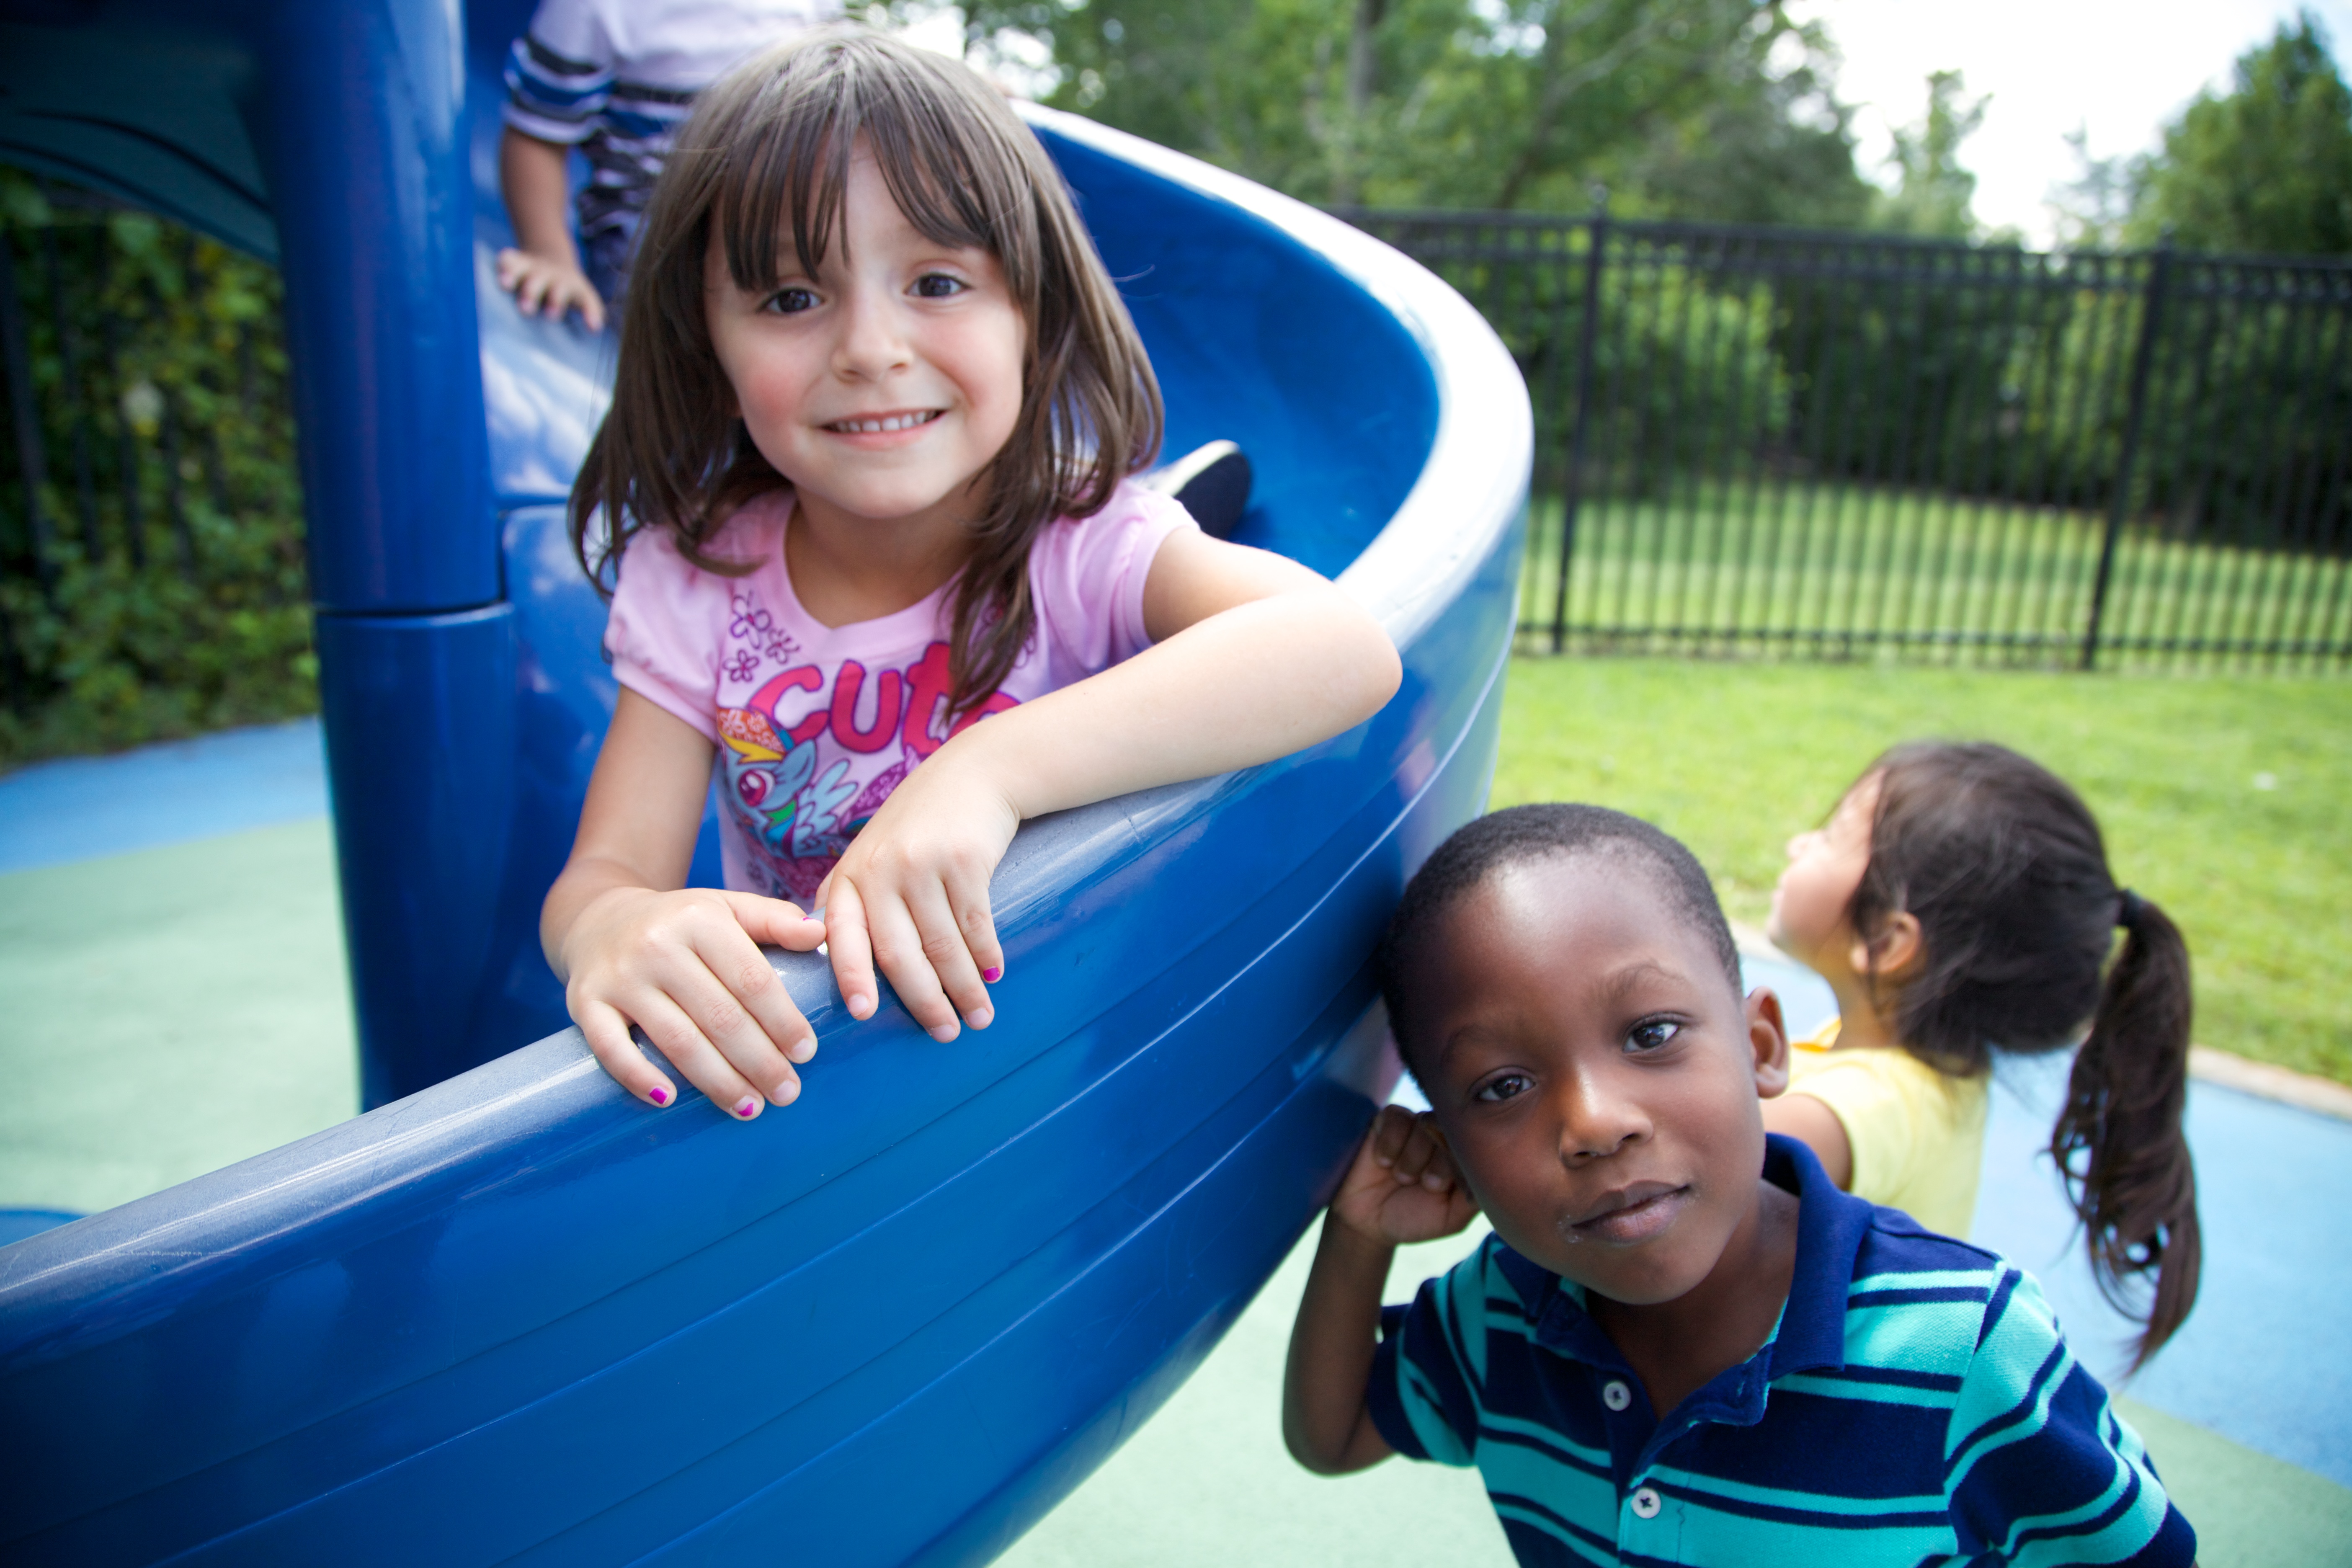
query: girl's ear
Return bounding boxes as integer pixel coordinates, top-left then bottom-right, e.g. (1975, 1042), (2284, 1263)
(1746, 986), (1790, 1099)
(1848, 909), (1924, 983)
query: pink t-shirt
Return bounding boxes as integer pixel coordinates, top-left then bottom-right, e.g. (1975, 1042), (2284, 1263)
(606, 479), (1195, 903)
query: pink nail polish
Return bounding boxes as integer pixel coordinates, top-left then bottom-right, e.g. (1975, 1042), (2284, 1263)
(648, 1086), (670, 1106)
(982, 965), (1003, 983)
(735, 1097), (759, 1118)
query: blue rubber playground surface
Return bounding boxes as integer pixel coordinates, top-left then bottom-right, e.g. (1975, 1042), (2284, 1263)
(5, 721), (2350, 1562)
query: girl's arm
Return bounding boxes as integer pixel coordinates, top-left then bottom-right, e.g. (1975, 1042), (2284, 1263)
(542, 689), (828, 1115)
(1284, 1106), (1480, 1474)
(819, 529), (1403, 1039)
(1760, 1093), (1854, 1189)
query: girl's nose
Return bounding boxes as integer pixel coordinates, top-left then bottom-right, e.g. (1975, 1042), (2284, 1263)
(832, 287), (912, 380)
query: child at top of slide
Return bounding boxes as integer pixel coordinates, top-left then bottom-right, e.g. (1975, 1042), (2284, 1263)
(498, 0), (843, 328)
(539, 28), (1403, 1122)
(1762, 740), (2199, 1362)
(1282, 804), (2195, 1567)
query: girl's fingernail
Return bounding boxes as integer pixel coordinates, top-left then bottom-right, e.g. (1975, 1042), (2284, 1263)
(967, 1006), (994, 1029)
(928, 1022), (961, 1044)
(849, 993), (873, 1019)
(981, 965), (1003, 983)
(735, 1096), (759, 1119)
(648, 1086), (670, 1106)
(788, 1034), (818, 1063)
(771, 1079), (800, 1106)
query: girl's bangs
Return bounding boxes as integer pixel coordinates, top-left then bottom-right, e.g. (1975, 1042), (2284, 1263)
(710, 47), (1025, 297)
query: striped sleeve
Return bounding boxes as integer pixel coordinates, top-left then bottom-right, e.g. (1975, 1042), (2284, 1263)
(1945, 1266), (2197, 1565)
(1364, 1242), (1498, 1467)
(503, 0), (614, 144)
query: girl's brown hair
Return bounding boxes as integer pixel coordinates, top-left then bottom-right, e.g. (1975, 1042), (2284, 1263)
(571, 25), (1163, 717)
(1850, 741), (2198, 1367)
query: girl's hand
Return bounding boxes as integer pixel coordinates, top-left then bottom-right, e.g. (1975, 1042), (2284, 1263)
(560, 885), (828, 1117)
(1328, 1105), (1480, 1246)
(817, 745), (1018, 1042)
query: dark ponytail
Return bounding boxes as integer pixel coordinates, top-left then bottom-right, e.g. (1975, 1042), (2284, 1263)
(2053, 891), (2200, 1368)
(1853, 742), (2200, 1365)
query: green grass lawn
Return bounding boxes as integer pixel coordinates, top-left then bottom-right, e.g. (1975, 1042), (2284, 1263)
(1490, 655), (2352, 1084)
(1516, 487), (2352, 673)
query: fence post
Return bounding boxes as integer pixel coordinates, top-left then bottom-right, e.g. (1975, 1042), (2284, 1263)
(0, 220), (58, 593)
(1550, 186), (1608, 652)
(2082, 232), (2173, 671)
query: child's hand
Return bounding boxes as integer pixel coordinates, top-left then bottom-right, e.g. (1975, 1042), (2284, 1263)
(1329, 1105), (1480, 1246)
(560, 886), (828, 1117)
(496, 246), (607, 331)
(817, 748), (1019, 1043)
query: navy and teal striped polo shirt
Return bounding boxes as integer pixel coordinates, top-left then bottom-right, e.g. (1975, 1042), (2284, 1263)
(1366, 1135), (2195, 1566)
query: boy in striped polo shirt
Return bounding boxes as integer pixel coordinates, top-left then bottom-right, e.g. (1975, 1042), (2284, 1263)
(1284, 804), (2194, 1566)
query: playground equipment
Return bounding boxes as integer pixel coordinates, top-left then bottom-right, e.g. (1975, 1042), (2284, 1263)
(0, 3), (1527, 1563)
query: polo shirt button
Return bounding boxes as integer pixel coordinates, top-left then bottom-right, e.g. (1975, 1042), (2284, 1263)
(1602, 1380), (1632, 1411)
(1631, 1486), (1662, 1519)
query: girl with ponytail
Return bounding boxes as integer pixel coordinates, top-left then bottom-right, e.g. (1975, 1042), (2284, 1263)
(1765, 741), (2199, 1365)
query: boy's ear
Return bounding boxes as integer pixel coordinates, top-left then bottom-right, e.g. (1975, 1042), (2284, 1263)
(1847, 910), (1924, 984)
(1746, 985), (1790, 1100)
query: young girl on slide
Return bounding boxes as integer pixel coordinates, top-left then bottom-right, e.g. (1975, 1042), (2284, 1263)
(1764, 740), (2200, 1360)
(540, 28), (1401, 1122)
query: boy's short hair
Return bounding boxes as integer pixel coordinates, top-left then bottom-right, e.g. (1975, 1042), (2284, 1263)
(1375, 804), (1741, 1075)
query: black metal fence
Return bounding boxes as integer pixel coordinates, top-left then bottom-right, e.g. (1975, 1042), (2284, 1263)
(1341, 208), (2352, 671)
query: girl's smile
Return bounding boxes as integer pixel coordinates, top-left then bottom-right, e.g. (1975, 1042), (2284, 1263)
(822, 408), (944, 438)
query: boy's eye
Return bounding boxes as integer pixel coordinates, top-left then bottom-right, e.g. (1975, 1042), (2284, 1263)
(1626, 1018), (1682, 1053)
(763, 288), (819, 315)
(912, 273), (966, 299)
(1474, 1071), (1534, 1104)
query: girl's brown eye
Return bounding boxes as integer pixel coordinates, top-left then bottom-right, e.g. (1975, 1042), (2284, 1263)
(765, 288), (818, 315)
(913, 273), (965, 299)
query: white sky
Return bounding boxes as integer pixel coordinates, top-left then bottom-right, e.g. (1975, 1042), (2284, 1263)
(1790, 0), (2352, 243)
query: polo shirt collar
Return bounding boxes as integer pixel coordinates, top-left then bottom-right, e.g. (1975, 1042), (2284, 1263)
(1485, 1133), (1872, 1381)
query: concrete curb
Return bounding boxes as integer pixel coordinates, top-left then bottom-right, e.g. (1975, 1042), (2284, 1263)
(2186, 1047), (2352, 1124)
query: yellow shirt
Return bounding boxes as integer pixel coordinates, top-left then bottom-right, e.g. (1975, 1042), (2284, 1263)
(1786, 1018), (1989, 1239)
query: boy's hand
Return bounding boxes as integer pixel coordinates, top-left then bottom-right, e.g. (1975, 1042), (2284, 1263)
(496, 246), (607, 331)
(561, 886), (828, 1117)
(815, 745), (1018, 1046)
(1329, 1105), (1480, 1246)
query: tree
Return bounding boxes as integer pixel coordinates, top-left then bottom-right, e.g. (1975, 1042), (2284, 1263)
(944, 0), (1872, 224)
(2125, 10), (2352, 255)
(1870, 70), (1987, 240)
(2046, 125), (2135, 251)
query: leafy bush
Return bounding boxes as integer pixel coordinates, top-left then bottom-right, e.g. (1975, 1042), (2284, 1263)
(0, 172), (313, 769)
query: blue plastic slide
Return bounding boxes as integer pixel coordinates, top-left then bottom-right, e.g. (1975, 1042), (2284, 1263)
(0, 3), (1527, 1562)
